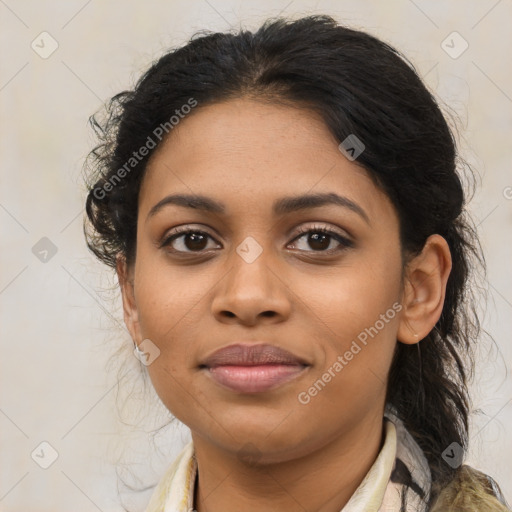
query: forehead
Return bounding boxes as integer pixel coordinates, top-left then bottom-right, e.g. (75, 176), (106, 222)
(139, 98), (395, 225)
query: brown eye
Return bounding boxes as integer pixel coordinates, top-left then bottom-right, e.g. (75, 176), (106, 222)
(160, 228), (220, 254)
(289, 226), (353, 253)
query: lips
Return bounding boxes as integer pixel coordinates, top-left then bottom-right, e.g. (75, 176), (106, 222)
(200, 343), (310, 393)
(202, 343), (309, 367)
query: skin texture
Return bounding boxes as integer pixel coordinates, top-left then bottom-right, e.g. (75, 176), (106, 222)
(118, 98), (452, 512)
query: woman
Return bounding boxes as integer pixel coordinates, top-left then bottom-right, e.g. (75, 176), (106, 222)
(83, 14), (510, 512)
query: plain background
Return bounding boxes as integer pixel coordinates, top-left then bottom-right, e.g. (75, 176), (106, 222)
(1, 1), (511, 510)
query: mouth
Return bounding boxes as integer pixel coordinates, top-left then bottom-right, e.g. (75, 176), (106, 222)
(199, 343), (310, 393)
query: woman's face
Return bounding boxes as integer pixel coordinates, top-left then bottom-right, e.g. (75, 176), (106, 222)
(124, 97), (406, 462)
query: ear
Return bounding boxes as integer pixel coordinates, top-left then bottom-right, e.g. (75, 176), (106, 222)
(116, 253), (142, 345)
(397, 234), (452, 344)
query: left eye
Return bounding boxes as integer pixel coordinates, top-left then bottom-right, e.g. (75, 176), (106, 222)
(289, 226), (353, 253)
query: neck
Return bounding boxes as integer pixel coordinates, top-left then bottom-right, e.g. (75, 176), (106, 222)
(192, 411), (386, 512)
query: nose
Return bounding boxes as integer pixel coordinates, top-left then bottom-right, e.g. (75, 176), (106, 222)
(211, 244), (292, 326)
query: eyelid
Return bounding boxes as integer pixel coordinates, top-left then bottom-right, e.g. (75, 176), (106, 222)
(292, 223), (352, 241)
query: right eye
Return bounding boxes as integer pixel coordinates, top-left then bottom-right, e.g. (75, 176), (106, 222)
(160, 227), (221, 254)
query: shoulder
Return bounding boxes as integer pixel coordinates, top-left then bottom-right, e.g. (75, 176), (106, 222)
(430, 465), (510, 511)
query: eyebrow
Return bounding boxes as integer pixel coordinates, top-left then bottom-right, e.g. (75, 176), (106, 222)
(146, 192), (370, 224)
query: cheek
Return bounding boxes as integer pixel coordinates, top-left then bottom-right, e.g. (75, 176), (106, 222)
(132, 259), (207, 397)
(134, 269), (202, 420)
(299, 253), (403, 400)
(133, 251), (209, 342)
(299, 247), (402, 342)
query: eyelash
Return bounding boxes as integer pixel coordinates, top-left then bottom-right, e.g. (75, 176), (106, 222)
(159, 224), (354, 256)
